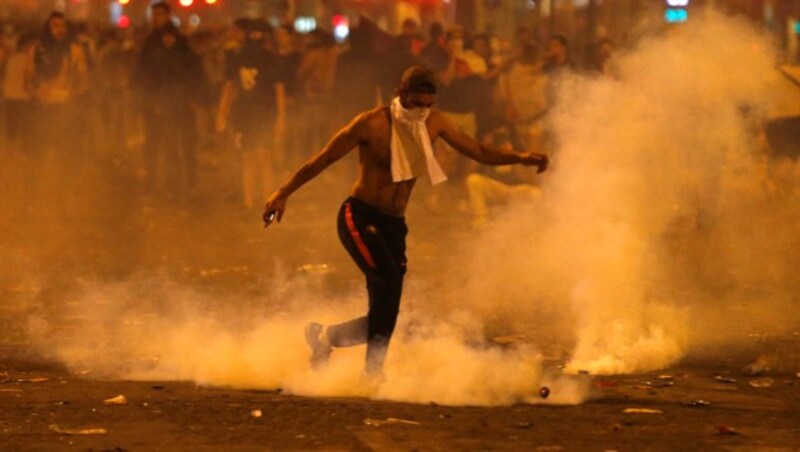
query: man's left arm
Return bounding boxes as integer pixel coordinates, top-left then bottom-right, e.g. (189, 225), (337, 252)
(433, 111), (548, 172)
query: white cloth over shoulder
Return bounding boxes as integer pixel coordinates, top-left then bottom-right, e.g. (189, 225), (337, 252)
(390, 97), (447, 185)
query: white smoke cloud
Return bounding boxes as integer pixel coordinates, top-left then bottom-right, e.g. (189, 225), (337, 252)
(458, 11), (799, 375)
(26, 273), (584, 407)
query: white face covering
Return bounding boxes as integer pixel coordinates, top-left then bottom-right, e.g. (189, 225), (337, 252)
(395, 97), (430, 124)
(389, 97), (447, 185)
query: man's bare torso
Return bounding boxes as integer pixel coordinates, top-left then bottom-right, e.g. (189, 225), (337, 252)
(349, 106), (442, 217)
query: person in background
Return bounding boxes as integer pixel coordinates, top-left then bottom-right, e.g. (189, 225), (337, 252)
(501, 41), (548, 153)
(542, 34), (573, 153)
(151, 26), (204, 201)
(272, 24), (303, 168)
(216, 19), (286, 210)
(435, 25), (488, 183)
(419, 22), (448, 73)
(470, 32), (502, 141)
(95, 29), (137, 156)
(24, 11), (88, 174)
(133, 1), (189, 194)
(587, 38), (615, 76)
(2, 31), (36, 158)
(334, 19), (385, 124)
(398, 18), (424, 57)
(543, 34), (573, 76)
(296, 29), (339, 154)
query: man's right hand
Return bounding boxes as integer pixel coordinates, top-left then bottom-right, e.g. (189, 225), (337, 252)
(263, 193), (287, 228)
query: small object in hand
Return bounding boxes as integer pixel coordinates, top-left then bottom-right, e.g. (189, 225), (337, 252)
(539, 386), (550, 399)
(264, 210), (277, 228)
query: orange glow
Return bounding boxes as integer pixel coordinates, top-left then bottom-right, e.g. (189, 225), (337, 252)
(179, 0), (193, 6)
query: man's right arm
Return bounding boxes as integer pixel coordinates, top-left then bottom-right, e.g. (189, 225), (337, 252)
(263, 114), (365, 225)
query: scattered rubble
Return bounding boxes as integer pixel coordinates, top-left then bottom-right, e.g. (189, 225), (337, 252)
(103, 395), (128, 405)
(49, 424), (108, 435)
(16, 377), (50, 383)
(749, 377), (774, 388)
(743, 355), (776, 376)
(681, 400), (711, 408)
(623, 408), (663, 414)
(363, 418), (421, 427)
(715, 425), (739, 436)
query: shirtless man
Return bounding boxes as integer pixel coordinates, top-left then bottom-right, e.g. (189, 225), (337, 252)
(263, 66), (548, 376)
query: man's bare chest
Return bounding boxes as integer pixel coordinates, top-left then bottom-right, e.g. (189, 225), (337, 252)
(361, 122), (439, 171)
(360, 130), (392, 170)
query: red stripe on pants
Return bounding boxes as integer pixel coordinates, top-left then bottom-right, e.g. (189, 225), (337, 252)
(345, 203), (376, 268)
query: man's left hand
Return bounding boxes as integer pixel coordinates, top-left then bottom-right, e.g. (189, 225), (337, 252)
(520, 152), (549, 173)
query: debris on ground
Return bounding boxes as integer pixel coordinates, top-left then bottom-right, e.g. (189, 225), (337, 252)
(623, 408), (663, 414)
(0, 372), (9, 383)
(644, 380), (675, 388)
(251, 409), (262, 418)
(16, 377), (50, 383)
(749, 377), (775, 388)
(103, 395), (128, 405)
(363, 417), (421, 427)
(681, 400), (711, 408)
(657, 375), (674, 381)
(743, 355), (776, 376)
(715, 425), (740, 436)
(714, 376), (737, 383)
(49, 424), (108, 435)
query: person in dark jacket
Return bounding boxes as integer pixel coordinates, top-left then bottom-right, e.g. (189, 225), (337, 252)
(216, 19), (286, 209)
(134, 2), (201, 199)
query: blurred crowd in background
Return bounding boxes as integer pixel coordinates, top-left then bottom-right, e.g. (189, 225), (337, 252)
(0, 1), (794, 224)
